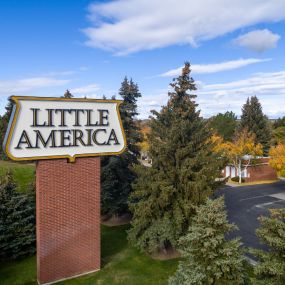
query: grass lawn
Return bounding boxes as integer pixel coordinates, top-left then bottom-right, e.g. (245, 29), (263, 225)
(0, 160), (35, 193)
(0, 225), (179, 285)
(0, 161), (255, 284)
(228, 178), (279, 186)
(0, 161), (178, 284)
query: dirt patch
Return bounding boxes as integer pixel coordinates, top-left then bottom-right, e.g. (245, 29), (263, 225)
(101, 213), (132, 227)
(150, 248), (181, 260)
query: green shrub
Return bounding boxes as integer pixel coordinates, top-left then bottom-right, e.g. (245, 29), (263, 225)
(250, 209), (285, 285)
(0, 171), (36, 260)
(231, 176), (245, 183)
(169, 197), (246, 285)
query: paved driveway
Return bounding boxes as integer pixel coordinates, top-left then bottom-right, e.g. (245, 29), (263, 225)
(216, 181), (285, 253)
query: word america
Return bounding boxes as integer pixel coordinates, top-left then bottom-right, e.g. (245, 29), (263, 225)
(15, 108), (120, 149)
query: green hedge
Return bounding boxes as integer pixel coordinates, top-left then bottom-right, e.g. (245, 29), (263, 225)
(231, 176), (245, 183)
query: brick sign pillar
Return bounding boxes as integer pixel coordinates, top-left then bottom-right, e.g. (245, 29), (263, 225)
(36, 157), (101, 285)
(4, 96), (125, 284)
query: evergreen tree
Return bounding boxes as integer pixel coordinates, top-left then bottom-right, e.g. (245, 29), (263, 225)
(119, 77), (142, 158)
(239, 96), (271, 155)
(4, 99), (13, 117)
(209, 111), (237, 141)
(250, 209), (285, 285)
(62, 89), (73, 98)
(169, 197), (246, 285)
(101, 77), (142, 216)
(273, 116), (285, 129)
(272, 126), (285, 145)
(128, 63), (224, 253)
(0, 172), (36, 260)
(101, 156), (135, 216)
(0, 99), (14, 160)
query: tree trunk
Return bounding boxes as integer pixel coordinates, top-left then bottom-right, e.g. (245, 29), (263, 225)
(238, 161), (242, 184)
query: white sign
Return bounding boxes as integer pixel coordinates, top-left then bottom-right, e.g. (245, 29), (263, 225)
(4, 96), (126, 162)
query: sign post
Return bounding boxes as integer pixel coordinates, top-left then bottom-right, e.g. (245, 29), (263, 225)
(4, 96), (126, 284)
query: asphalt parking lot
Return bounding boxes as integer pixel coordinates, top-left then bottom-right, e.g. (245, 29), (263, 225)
(216, 181), (285, 253)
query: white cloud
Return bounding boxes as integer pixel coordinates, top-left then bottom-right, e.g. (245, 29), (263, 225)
(137, 91), (169, 119)
(43, 66), (90, 77)
(70, 84), (100, 97)
(83, 0), (285, 55)
(233, 29), (281, 52)
(159, 58), (270, 77)
(197, 70), (285, 117)
(0, 77), (70, 95)
(138, 70), (285, 119)
(200, 71), (285, 91)
(44, 70), (76, 76)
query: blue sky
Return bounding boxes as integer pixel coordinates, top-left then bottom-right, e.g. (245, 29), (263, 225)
(1, 0), (285, 118)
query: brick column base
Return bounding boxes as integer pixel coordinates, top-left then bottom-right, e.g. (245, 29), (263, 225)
(36, 157), (101, 285)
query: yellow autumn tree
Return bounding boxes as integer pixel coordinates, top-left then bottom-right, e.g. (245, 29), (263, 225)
(269, 144), (285, 176)
(137, 123), (150, 154)
(213, 130), (263, 183)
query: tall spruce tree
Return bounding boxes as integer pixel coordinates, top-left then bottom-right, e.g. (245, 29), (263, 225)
(101, 77), (142, 216)
(119, 77), (142, 158)
(0, 172), (36, 260)
(169, 197), (246, 285)
(250, 209), (285, 285)
(239, 96), (271, 155)
(128, 63), (224, 253)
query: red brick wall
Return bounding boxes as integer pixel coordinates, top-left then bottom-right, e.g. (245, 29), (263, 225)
(221, 158), (278, 182)
(246, 163), (277, 182)
(36, 157), (101, 284)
